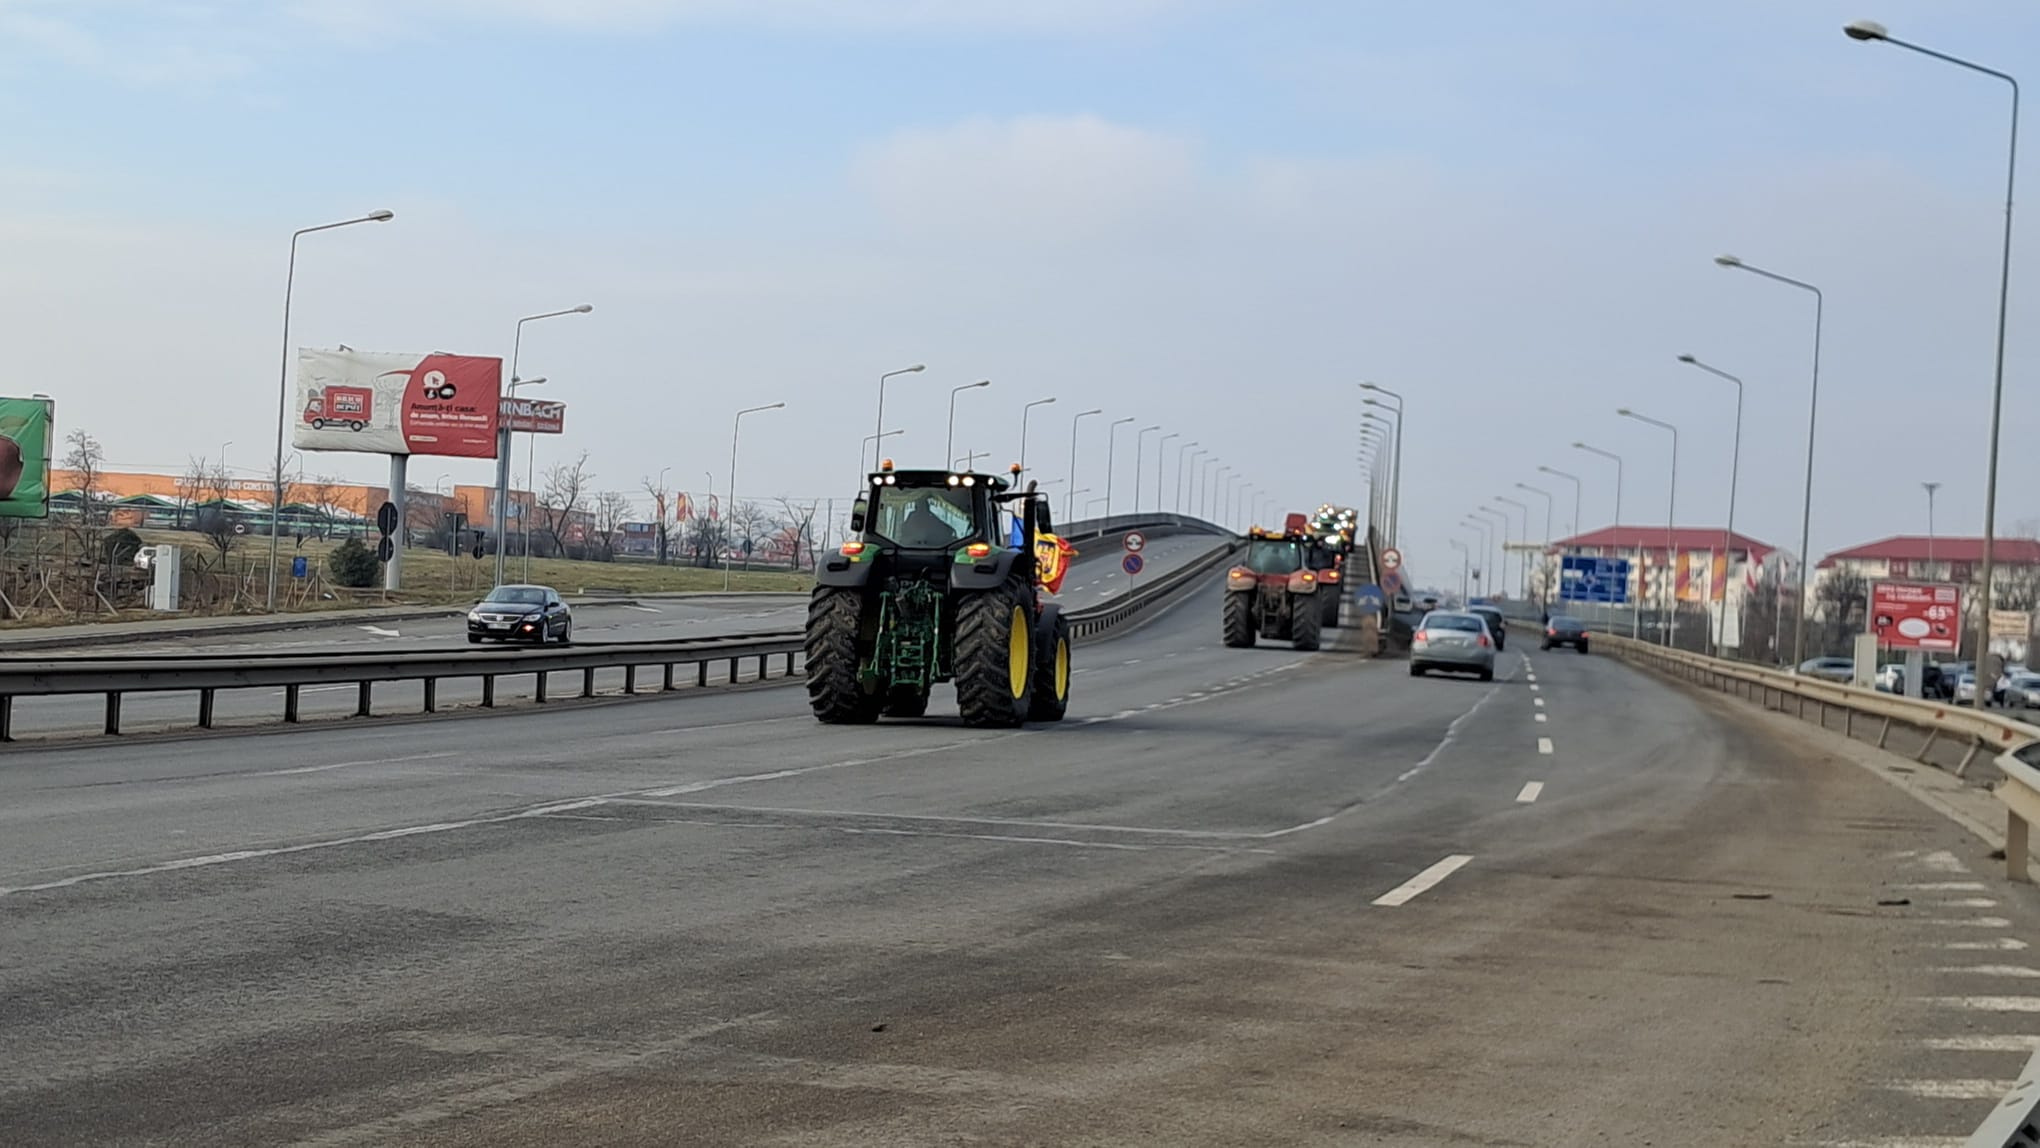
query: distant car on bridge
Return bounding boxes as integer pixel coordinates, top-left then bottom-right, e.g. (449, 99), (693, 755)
(1794, 656), (1854, 684)
(1409, 611), (1496, 681)
(1541, 615), (1589, 653)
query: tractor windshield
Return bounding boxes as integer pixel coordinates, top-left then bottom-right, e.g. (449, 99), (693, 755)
(871, 484), (977, 549)
(1244, 539), (1304, 575)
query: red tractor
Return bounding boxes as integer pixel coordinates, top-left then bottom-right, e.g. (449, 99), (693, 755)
(1221, 519), (1324, 651)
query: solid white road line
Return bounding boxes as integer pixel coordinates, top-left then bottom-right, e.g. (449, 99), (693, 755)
(1372, 854), (1475, 907)
(1879, 1079), (2012, 1099)
(1516, 782), (1544, 803)
(1537, 737), (1553, 755)
(1796, 1138), (1966, 1148)
(256, 751), (461, 777)
(1921, 1034), (2040, 1051)
(1920, 996), (2040, 1011)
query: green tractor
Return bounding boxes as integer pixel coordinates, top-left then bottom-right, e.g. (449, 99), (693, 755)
(805, 463), (1072, 727)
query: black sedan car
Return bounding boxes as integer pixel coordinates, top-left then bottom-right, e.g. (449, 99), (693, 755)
(1467, 605), (1509, 651)
(467, 584), (572, 644)
(1541, 614), (1590, 653)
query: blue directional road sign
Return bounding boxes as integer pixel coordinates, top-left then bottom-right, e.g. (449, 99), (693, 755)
(291, 556), (309, 579)
(1122, 553), (1145, 576)
(1559, 555), (1630, 604)
(1353, 583), (1385, 613)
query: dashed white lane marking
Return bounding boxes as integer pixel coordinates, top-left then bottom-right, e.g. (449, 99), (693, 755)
(1529, 684), (1540, 693)
(1922, 1034), (2040, 1051)
(1879, 1079), (2012, 1099)
(1796, 1138), (1966, 1148)
(357, 625), (402, 637)
(256, 751), (461, 777)
(1537, 737), (1553, 755)
(1372, 854), (1475, 907)
(1920, 996), (2040, 1011)
(1900, 881), (1987, 891)
(1534, 713), (1547, 723)
(1921, 850), (1971, 873)
(1931, 965), (2040, 978)
(1935, 898), (2001, 909)
(1533, 697), (1545, 708)
(623, 605), (662, 613)
(1516, 782), (1544, 804)
(1929, 917), (2012, 928)
(1938, 937), (2031, 951)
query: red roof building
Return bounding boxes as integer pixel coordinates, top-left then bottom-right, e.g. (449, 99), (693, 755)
(1552, 526), (1776, 564)
(1816, 535), (2040, 571)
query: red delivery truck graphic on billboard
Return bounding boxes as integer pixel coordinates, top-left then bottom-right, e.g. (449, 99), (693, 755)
(302, 385), (374, 432)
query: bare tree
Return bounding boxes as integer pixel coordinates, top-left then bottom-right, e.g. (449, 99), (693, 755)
(174, 455), (207, 531)
(683, 506), (725, 568)
(727, 500), (776, 570)
(776, 497), (820, 571)
(195, 458), (240, 562)
(539, 451), (592, 557)
(591, 490), (633, 560)
(62, 429), (106, 528)
(300, 474), (345, 539)
(641, 477), (673, 564)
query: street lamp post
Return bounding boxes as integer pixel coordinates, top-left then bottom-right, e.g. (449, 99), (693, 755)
(1496, 495), (1531, 599)
(1847, 18), (2019, 676)
(1360, 384), (1405, 548)
(1463, 519), (1493, 601)
(656, 465), (671, 565)
(1450, 538), (1472, 604)
(1476, 507), (1510, 600)
(1018, 397), (1056, 478)
(1179, 445), (1204, 514)
(1067, 409), (1104, 522)
(1134, 425), (1162, 513)
(1201, 458), (1222, 521)
(498, 303), (592, 588)
(874, 364), (926, 471)
(1538, 466), (1583, 540)
(1515, 483), (1555, 608)
(1678, 354), (1745, 657)
(267, 208), (394, 609)
(1716, 253), (1822, 667)
(1104, 417), (1136, 516)
(1924, 482), (1943, 572)
(1574, 442), (1636, 639)
(1618, 408), (1680, 649)
(1154, 432), (1179, 514)
(946, 380), (991, 464)
(725, 402), (786, 591)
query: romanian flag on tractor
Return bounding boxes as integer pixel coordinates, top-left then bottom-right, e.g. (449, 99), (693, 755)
(1036, 533), (1077, 595)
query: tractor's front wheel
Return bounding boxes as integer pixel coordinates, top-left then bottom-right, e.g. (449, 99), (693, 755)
(1290, 592), (1323, 651)
(806, 587), (881, 724)
(1029, 611), (1072, 722)
(1222, 590), (1257, 648)
(1320, 589), (1342, 629)
(955, 577), (1033, 728)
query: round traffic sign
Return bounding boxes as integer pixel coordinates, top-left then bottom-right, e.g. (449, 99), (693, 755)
(1122, 553), (1145, 576)
(1123, 531), (1146, 553)
(1381, 547), (1403, 571)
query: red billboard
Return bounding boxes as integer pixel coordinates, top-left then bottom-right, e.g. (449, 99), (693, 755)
(295, 349), (502, 459)
(1871, 581), (1962, 651)
(501, 397), (567, 435)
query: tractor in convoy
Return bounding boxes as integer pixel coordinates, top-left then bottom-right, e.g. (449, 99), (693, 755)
(1221, 514), (1326, 651)
(805, 461), (1076, 727)
(1303, 504), (1360, 628)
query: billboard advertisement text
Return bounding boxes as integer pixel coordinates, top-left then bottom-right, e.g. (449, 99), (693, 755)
(501, 397), (567, 435)
(0, 396), (53, 518)
(1870, 581), (1962, 652)
(295, 348), (502, 458)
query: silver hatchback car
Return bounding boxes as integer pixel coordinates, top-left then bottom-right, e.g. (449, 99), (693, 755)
(1410, 610), (1497, 681)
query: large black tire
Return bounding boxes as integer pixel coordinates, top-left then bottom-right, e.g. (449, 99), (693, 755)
(883, 688), (930, 717)
(1320, 589), (1342, 629)
(1029, 611), (1072, 722)
(1290, 592), (1322, 652)
(806, 588), (881, 724)
(1222, 591), (1257, 648)
(955, 577), (1033, 728)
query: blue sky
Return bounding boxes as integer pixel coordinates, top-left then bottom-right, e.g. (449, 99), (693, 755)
(3, 0), (2039, 584)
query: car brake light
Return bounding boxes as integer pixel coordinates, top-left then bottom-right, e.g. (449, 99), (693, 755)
(1412, 632), (1429, 645)
(1478, 634), (1491, 648)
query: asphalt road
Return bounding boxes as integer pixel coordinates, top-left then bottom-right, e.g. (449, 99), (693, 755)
(0, 533), (1229, 740)
(4, 579), (2029, 1145)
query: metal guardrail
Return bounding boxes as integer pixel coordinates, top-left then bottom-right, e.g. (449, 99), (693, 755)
(0, 523), (1243, 741)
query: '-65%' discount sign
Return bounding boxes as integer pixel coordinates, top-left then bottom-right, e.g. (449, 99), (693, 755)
(1871, 581), (1963, 652)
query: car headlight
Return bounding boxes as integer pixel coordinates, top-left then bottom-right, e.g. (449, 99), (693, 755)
(467, 610), (483, 621)
(524, 612), (544, 622)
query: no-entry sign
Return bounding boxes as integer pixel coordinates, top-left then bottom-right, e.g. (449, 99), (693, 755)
(1381, 547), (1402, 572)
(1123, 531), (1146, 553)
(1871, 581), (1962, 651)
